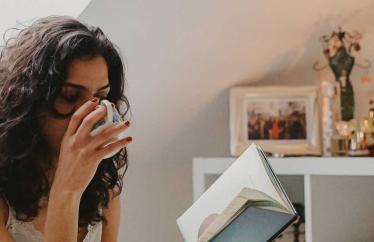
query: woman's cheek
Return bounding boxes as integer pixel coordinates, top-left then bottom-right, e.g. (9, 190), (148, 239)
(54, 99), (78, 115)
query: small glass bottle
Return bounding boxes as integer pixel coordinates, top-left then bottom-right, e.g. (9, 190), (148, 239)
(367, 100), (374, 156)
(369, 100), (374, 119)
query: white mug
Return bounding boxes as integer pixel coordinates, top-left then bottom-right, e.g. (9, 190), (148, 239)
(89, 99), (127, 159)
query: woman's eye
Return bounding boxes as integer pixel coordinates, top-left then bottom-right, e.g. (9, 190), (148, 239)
(59, 89), (80, 104)
(61, 94), (80, 103)
(59, 87), (108, 104)
(97, 95), (108, 101)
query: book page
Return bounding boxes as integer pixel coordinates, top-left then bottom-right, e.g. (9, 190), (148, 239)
(257, 146), (296, 213)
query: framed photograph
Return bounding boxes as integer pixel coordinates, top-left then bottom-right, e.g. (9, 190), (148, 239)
(229, 86), (321, 156)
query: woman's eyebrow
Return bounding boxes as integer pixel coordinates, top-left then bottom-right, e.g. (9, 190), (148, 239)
(63, 82), (110, 91)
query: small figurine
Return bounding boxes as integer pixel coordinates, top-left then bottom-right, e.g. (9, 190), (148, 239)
(314, 27), (371, 121)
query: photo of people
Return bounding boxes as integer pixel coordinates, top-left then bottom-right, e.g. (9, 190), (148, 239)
(246, 99), (307, 140)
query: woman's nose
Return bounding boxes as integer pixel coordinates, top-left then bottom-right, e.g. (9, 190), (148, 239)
(84, 94), (99, 103)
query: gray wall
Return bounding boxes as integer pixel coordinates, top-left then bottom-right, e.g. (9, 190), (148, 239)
(311, 176), (374, 242)
(79, 1), (374, 241)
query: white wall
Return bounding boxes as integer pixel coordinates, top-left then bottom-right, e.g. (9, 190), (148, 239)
(0, 0), (91, 44)
(79, 1), (374, 241)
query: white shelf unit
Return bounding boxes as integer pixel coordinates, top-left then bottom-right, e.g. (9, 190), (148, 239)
(192, 157), (374, 242)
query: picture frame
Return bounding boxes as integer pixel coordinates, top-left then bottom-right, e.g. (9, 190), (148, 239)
(229, 85), (321, 156)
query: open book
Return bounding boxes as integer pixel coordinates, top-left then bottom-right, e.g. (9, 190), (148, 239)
(176, 143), (298, 242)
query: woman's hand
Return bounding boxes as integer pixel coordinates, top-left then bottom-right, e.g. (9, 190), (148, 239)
(51, 98), (132, 196)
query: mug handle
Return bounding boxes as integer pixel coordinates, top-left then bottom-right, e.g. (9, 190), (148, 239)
(100, 99), (114, 124)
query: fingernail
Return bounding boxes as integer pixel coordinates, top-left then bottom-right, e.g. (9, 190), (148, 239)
(126, 137), (133, 142)
(125, 121), (130, 126)
(91, 97), (99, 103)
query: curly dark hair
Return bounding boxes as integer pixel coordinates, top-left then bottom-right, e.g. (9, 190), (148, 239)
(0, 15), (130, 228)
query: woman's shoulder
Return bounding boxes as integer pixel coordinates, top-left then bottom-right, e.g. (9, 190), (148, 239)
(0, 194), (9, 227)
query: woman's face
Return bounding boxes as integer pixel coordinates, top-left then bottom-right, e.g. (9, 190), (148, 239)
(39, 55), (110, 158)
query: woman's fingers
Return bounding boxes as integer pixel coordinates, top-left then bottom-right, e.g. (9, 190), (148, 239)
(94, 135), (133, 162)
(65, 98), (99, 136)
(91, 120), (130, 148)
(65, 98), (132, 162)
(75, 104), (108, 138)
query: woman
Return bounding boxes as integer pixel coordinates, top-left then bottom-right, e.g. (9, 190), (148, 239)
(0, 15), (133, 242)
